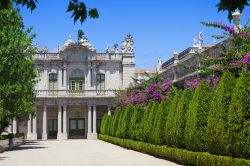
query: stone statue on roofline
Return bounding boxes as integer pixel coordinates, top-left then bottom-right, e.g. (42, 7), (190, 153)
(105, 45), (111, 54)
(64, 35), (74, 47)
(114, 43), (119, 53)
(156, 56), (163, 71)
(40, 46), (48, 54)
(198, 30), (203, 49)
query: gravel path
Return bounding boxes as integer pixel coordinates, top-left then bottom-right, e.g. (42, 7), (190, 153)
(0, 140), (181, 166)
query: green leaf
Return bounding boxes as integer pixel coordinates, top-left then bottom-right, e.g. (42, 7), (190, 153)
(89, 8), (99, 19)
(66, 2), (75, 12)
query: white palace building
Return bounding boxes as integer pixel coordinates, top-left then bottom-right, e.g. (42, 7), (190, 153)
(9, 34), (136, 140)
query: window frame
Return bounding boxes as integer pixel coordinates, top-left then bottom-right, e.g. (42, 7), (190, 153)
(49, 73), (58, 90)
(70, 80), (76, 90)
(96, 74), (105, 90)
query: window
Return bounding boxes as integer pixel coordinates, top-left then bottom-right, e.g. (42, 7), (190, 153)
(49, 73), (58, 90)
(71, 80), (76, 90)
(69, 78), (85, 90)
(79, 80), (83, 90)
(96, 74), (105, 90)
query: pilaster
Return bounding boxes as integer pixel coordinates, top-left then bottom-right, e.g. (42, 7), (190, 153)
(57, 104), (63, 140)
(42, 105), (47, 140)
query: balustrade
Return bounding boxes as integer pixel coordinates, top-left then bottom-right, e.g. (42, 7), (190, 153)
(35, 90), (116, 97)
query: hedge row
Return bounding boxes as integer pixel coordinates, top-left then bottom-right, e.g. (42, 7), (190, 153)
(100, 72), (250, 160)
(99, 134), (250, 166)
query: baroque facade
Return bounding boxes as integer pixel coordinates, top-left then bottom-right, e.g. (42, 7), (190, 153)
(9, 34), (135, 140)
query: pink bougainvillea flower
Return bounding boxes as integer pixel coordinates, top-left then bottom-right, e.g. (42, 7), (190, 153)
(162, 85), (169, 91)
(215, 66), (222, 72)
(239, 53), (250, 64)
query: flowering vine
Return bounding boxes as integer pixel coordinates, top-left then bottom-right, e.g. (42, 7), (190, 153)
(115, 77), (176, 108)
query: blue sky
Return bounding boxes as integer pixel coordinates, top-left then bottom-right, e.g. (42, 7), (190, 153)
(20, 0), (250, 69)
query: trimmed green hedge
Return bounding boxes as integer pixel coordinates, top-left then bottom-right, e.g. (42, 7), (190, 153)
(228, 72), (250, 159)
(207, 71), (236, 156)
(99, 134), (250, 166)
(101, 72), (250, 163)
(185, 81), (213, 152)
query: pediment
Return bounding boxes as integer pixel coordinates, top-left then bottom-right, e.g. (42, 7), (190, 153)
(60, 45), (89, 61)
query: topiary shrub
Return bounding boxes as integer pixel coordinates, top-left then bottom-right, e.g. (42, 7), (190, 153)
(165, 90), (182, 147)
(140, 101), (154, 142)
(207, 71), (236, 156)
(146, 102), (159, 144)
(105, 115), (112, 135)
(129, 105), (144, 141)
(109, 110), (120, 137)
(228, 72), (250, 159)
(120, 104), (134, 139)
(172, 89), (193, 149)
(153, 98), (172, 145)
(115, 108), (125, 138)
(100, 114), (108, 135)
(185, 81), (213, 152)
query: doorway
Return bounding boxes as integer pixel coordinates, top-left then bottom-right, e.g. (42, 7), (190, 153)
(48, 119), (57, 139)
(69, 118), (85, 138)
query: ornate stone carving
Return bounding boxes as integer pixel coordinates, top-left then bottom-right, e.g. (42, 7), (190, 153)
(121, 34), (135, 54)
(70, 68), (84, 77)
(60, 34), (96, 53)
(65, 35), (74, 46)
(78, 34), (96, 52)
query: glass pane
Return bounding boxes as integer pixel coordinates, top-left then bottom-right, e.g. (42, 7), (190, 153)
(53, 74), (58, 80)
(78, 81), (83, 90)
(48, 120), (53, 131)
(97, 119), (101, 131)
(49, 81), (53, 90)
(70, 120), (76, 130)
(71, 81), (75, 90)
(78, 120), (84, 130)
(101, 81), (105, 90)
(53, 120), (57, 131)
(97, 74), (100, 80)
(53, 81), (58, 90)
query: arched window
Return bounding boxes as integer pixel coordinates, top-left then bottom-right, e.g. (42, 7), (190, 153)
(96, 74), (105, 90)
(49, 73), (58, 90)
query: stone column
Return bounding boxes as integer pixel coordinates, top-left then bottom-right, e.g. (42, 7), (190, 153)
(57, 105), (63, 140)
(62, 105), (68, 140)
(108, 105), (111, 116)
(27, 114), (32, 140)
(12, 118), (17, 134)
(63, 67), (67, 88)
(44, 67), (48, 89)
(32, 115), (37, 140)
(106, 69), (110, 89)
(58, 68), (62, 90)
(93, 105), (97, 134)
(87, 105), (92, 135)
(173, 68), (177, 82)
(42, 105), (47, 140)
(87, 63), (91, 89)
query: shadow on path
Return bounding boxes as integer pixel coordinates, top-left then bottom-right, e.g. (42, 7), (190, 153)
(0, 157), (9, 161)
(8, 141), (47, 151)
